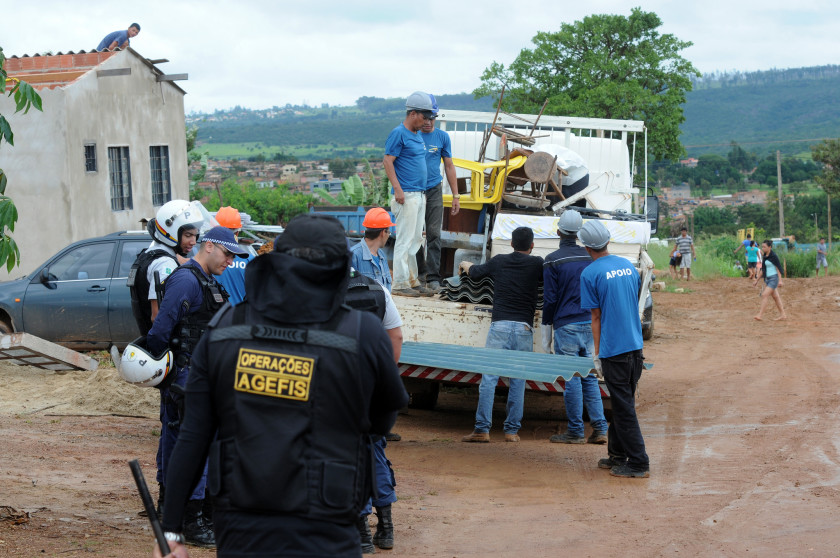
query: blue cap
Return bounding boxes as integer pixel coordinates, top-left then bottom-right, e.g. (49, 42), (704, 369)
(201, 226), (249, 258)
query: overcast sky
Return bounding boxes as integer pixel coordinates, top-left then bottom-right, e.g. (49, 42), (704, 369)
(3, 0), (837, 114)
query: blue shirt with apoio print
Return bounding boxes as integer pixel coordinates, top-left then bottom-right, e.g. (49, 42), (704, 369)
(580, 254), (643, 358)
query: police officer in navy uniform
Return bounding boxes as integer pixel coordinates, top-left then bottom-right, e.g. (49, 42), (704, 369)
(147, 226), (249, 548)
(154, 214), (408, 558)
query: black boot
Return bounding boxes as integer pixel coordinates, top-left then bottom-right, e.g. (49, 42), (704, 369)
(183, 499), (216, 548)
(156, 483), (165, 521)
(373, 504), (394, 550)
(201, 497), (214, 532)
(357, 515), (376, 554)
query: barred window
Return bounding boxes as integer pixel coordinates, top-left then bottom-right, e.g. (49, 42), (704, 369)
(149, 145), (172, 206)
(84, 143), (97, 172)
(108, 146), (133, 211)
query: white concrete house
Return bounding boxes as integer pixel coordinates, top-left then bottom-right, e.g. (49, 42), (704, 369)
(0, 48), (189, 278)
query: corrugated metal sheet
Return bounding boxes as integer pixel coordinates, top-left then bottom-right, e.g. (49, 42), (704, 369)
(438, 275), (543, 309)
(400, 341), (592, 383)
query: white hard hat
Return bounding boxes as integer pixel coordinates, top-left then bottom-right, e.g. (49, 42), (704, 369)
(152, 200), (206, 252)
(406, 91), (434, 112)
(557, 210), (583, 235)
(116, 337), (175, 388)
(578, 220), (611, 250)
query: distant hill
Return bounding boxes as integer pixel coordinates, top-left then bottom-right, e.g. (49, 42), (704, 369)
(190, 65), (840, 160)
(682, 65), (840, 157)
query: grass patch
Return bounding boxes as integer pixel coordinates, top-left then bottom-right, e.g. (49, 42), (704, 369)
(648, 240), (742, 281)
(649, 237), (840, 279)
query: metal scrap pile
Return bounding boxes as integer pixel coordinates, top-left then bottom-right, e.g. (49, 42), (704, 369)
(438, 275), (543, 309)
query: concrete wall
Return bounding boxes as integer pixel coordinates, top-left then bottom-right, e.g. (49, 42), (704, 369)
(0, 50), (188, 278)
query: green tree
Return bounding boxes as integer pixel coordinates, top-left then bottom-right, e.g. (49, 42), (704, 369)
(811, 138), (840, 198)
(727, 141), (756, 172)
(186, 125), (208, 188)
(474, 8), (699, 161)
(0, 47), (43, 271)
(202, 179), (313, 226)
(328, 158), (357, 179)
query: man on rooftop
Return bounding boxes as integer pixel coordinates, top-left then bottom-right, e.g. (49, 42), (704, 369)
(97, 23), (141, 52)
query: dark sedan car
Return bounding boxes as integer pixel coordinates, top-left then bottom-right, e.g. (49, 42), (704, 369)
(0, 231), (151, 349)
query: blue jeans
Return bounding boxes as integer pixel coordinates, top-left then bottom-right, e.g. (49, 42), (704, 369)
(554, 323), (608, 437)
(475, 321), (532, 435)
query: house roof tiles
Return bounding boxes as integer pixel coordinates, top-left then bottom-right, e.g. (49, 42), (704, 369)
(4, 47), (185, 94)
(4, 50), (119, 90)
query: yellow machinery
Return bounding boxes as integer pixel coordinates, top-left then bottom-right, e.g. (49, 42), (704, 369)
(736, 228), (755, 242)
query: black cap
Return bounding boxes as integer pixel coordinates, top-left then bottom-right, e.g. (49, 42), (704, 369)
(274, 214), (348, 264)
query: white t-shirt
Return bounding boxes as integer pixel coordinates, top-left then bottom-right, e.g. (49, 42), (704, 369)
(382, 287), (403, 331)
(145, 241), (179, 301)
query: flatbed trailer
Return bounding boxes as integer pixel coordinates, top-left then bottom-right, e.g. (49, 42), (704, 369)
(397, 340), (599, 410)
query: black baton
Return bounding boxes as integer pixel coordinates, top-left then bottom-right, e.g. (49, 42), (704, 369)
(129, 459), (171, 556)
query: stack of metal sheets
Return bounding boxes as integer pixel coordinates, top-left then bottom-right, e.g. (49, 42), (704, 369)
(438, 275), (543, 309)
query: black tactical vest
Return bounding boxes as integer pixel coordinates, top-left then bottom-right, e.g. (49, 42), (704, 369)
(344, 271), (386, 321)
(127, 249), (176, 336)
(165, 263), (228, 364)
(204, 303), (371, 523)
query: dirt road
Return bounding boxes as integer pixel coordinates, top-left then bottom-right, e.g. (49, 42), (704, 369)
(1, 276), (839, 557)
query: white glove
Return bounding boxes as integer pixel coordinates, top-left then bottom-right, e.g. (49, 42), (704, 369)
(458, 261), (474, 275)
(592, 356), (603, 380)
(541, 325), (553, 354)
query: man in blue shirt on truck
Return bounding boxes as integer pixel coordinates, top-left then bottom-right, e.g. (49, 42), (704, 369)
(419, 100), (460, 291)
(384, 91), (435, 297)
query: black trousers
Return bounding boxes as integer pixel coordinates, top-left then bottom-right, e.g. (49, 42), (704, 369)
(602, 349), (649, 471)
(214, 509), (361, 557)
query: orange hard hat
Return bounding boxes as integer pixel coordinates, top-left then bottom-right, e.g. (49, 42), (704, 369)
(362, 207), (396, 229)
(215, 206), (242, 229)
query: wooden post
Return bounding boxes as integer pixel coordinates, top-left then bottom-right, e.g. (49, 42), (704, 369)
(777, 151), (785, 236)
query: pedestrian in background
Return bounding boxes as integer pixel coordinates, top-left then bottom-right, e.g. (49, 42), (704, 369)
(754, 240), (787, 321)
(673, 227), (696, 281)
(745, 240), (761, 280)
(816, 237), (828, 277)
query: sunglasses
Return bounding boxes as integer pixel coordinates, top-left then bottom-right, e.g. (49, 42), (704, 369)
(215, 244), (235, 259)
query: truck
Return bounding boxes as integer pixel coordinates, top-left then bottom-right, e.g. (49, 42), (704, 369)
(390, 109), (658, 410)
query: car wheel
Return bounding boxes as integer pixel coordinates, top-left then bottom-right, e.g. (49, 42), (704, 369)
(0, 319), (13, 335)
(642, 307), (654, 340)
(408, 383), (440, 410)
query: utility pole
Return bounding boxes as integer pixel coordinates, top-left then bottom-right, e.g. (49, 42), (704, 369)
(776, 151), (785, 237)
